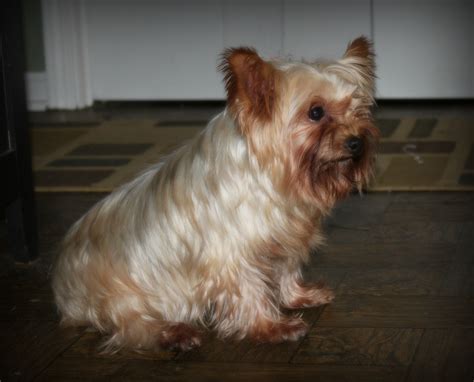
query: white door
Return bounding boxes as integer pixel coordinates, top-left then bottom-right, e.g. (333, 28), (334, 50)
(374, 0), (474, 98)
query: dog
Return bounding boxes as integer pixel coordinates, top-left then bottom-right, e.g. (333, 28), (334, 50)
(52, 36), (378, 352)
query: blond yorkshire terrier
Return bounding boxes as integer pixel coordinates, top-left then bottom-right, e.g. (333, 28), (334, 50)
(52, 37), (378, 352)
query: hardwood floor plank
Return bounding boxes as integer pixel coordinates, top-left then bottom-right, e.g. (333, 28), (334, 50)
(453, 222), (474, 263)
(0, 272), (57, 322)
(292, 327), (422, 366)
(337, 267), (445, 296)
(175, 334), (302, 363)
(326, 193), (393, 229)
(406, 328), (474, 382)
(63, 330), (176, 361)
(439, 263), (474, 297)
(302, 267), (347, 291)
(38, 358), (407, 382)
(392, 192), (474, 204)
(0, 320), (83, 382)
(324, 226), (373, 244)
(316, 296), (474, 328)
(35, 357), (122, 382)
(312, 243), (455, 268)
(368, 221), (462, 244)
(382, 202), (474, 223)
(326, 221), (462, 245)
(35, 193), (106, 236)
(0, 293), (58, 322)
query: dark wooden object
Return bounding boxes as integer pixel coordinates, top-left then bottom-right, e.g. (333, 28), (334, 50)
(0, 1), (38, 261)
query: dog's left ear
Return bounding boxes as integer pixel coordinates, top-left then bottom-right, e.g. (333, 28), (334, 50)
(341, 36), (376, 101)
(220, 47), (278, 127)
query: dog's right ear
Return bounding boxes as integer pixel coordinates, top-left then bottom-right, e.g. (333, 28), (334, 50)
(219, 47), (278, 128)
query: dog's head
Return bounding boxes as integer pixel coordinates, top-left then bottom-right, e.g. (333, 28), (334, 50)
(220, 37), (379, 210)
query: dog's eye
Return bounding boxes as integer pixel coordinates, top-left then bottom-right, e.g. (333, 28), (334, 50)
(309, 106), (325, 122)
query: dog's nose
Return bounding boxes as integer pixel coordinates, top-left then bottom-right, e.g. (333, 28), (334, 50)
(345, 136), (364, 157)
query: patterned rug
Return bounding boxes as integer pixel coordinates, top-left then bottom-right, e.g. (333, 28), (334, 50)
(31, 118), (474, 192)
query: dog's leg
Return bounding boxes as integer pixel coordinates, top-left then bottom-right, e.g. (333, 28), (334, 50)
(214, 281), (308, 343)
(279, 267), (335, 309)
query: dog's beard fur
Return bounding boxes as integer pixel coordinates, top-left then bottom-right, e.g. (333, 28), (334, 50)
(52, 37), (379, 352)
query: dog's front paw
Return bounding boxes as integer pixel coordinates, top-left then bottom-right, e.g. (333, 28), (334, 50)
(251, 317), (308, 343)
(158, 323), (202, 352)
(311, 285), (336, 305)
(285, 283), (335, 309)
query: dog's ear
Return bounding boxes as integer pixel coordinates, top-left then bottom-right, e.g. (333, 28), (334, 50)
(220, 47), (278, 126)
(340, 36), (376, 101)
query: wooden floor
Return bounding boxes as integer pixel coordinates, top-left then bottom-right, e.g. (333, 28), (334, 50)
(1, 191), (473, 381)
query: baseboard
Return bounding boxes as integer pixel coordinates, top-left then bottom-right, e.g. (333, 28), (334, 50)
(25, 71), (48, 111)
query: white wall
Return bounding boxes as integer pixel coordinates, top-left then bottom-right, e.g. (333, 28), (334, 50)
(86, 0), (224, 100)
(38, 0), (474, 109)
(283, 1), (371, 59)
(374, 0), (473, 98)
(85, 0), (375, 101)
